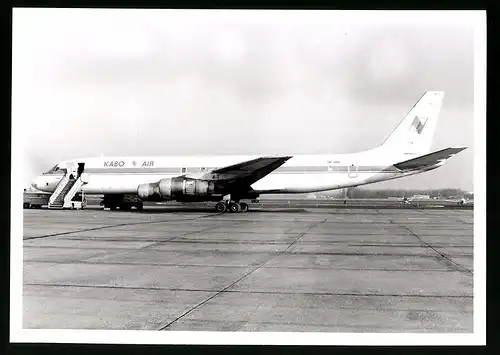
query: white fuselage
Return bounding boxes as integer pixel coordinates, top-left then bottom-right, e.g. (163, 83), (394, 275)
(30, 91), (450, 198)
(32, 147), (429, 196)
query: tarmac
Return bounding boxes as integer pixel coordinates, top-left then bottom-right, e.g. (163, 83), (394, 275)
(22, 203), (474, 332)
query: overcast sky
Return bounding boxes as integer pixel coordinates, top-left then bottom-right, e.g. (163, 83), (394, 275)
(13, 9), (477, 191)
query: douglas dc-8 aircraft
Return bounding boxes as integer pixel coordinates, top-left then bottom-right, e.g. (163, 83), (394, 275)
(31, 91), (466, 213)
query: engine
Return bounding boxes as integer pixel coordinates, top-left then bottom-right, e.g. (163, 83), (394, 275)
(137, 177), (217, 202)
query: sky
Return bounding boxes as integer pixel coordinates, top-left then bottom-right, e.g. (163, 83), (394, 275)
(12, 9), (478, 191)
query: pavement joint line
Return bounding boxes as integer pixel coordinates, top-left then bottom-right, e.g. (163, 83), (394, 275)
(413, 209), (472, 225)
(25, 217), (231, 262)
(24, 239), (473, 247)
(22, 245), (473, 257)
(23, 259), (465, 272)
(75, 249), (135, 264)
(280, 219), (328, 254)
(23, 213), (222, 241)
(22, 292), (473, 315)
(156, 218), (328, 331)
(156, 266), (267, 331)
(139, 219), (253, 249)
(169, 320), (472, 332)
(139, 224), (225, 250)
(288, 251), (472, 257)
(183, 316), (473, 329)
(389, 220), (473, 275)
(23, 282), (473, 298)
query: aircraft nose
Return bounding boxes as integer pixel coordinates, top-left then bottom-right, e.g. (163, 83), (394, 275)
(31, 177), (41, 190)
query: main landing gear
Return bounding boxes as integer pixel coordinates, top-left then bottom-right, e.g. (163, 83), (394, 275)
(215, 201), (249, 213)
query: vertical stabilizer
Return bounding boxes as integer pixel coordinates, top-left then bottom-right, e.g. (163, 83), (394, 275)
(379, 91), (444, 156)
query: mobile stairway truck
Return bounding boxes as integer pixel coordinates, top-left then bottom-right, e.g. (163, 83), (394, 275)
(23, 189), (87, 210)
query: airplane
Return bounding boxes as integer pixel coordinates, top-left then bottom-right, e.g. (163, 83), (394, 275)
(31, 91), (467, 213)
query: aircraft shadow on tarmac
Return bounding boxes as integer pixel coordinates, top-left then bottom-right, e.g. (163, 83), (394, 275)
(130, 207), (309, 214)
(87, 203), (472, 214)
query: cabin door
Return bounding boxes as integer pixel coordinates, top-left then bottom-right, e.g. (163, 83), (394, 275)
(77, 163), (85, 177)
(348, 162), (358, 178)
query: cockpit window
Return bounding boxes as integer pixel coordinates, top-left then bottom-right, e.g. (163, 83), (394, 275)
(44, 165), (57, 174)
(43, 165), (64, 175)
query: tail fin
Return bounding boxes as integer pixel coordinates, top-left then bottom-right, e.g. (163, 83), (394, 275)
(379, 91), (445, 156)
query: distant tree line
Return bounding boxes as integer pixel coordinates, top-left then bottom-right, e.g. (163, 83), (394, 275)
(336, 188), (473, 199)
(238, 188), (473, 200)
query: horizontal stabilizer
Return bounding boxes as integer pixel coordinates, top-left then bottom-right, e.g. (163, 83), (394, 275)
(394, 147), (467, 170)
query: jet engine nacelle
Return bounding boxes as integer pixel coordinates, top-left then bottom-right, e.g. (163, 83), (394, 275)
(137, 177), (216, 201)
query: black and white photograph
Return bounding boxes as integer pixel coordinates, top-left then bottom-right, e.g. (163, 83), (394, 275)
(11, 8), (485, 345)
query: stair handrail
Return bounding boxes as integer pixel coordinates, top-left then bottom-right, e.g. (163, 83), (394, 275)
(48, 174), (70, 205)
(63, 177), (85, 207)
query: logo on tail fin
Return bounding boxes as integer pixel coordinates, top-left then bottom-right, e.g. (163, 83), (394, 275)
(410, 116), (428, 134)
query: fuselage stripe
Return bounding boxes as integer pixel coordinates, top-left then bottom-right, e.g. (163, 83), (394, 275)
(43, 165), (400, 176)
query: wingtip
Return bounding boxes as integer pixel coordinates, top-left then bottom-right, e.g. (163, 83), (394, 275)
(445, 146), (468, 156)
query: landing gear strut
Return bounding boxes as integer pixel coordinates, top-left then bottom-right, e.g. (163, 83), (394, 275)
(215, 200), (250, 213)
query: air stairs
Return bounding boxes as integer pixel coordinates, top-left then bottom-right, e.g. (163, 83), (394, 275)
(48, 169), (86, 209)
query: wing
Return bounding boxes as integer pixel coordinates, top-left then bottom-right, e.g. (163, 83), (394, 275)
(209, 156), (292, 184)
(394, 147), (467, 170)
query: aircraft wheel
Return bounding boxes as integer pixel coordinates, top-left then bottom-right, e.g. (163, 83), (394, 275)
(228, 202), (241, 213)
(215, 202), (227, 213)
(239, 202), (249, 212)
